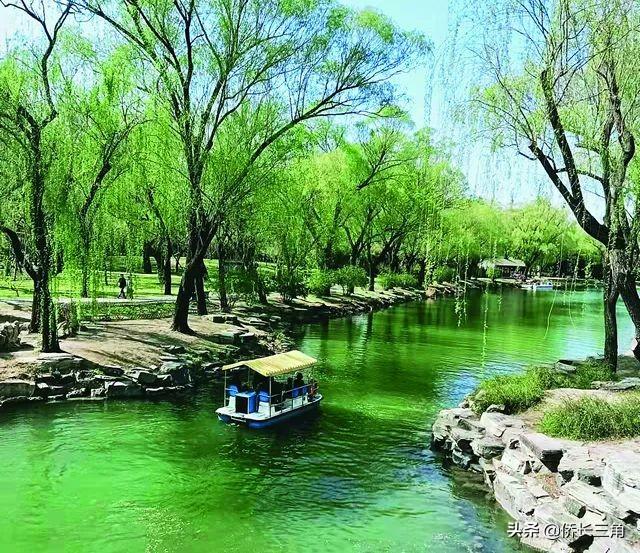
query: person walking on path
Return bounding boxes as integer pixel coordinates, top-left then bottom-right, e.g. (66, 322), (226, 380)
(117, 274), (127, 299)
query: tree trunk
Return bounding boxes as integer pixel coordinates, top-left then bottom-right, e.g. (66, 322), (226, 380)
(606, 249), (640, 363)
(256, 270), (268, 304)
(142, 241), (153, 274)
(163, 238), (173, 295)
(603, 256), (618, 370)
(195, 270), (208, 315)
(417, 258), (427, 288)
(154, 251), (164, 285)
(217, 244), (229, 312)
(80, 232), (90, 299)
(367, 245), (375, 291)
(172, 262), (197, 333)
(31, 142), (59, 352)
(39, 268), (59, 353)
(368, 263), (375, 291)
(30, 280), (42, 333)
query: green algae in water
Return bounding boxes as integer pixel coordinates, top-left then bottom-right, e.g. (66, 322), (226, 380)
(0, 290), (629, 552)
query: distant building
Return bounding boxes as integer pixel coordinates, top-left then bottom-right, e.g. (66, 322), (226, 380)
(479, 258), (526, 278)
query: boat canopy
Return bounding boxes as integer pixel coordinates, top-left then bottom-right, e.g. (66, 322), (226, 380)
(222, 350), (317, 377)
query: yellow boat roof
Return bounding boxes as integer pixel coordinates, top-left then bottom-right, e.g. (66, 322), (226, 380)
(222, 350), (317, 377)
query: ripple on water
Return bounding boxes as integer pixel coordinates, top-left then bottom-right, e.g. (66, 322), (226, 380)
(0, 290), (628, 553)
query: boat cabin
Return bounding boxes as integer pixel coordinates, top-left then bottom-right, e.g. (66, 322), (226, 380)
(215, 350), (322, 429)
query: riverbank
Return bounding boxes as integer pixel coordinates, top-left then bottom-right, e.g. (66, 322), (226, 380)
(0, 286), (425, 409)
(431, 358), (640, 552)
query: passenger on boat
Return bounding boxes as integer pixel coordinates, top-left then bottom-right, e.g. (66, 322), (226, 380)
(285, 377), (294, 399)
(230, 373), (241, 388)
(308, 379), (318, 400)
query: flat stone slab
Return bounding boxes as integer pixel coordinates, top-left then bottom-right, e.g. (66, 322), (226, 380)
(480, 411), (525, 437)
(104, 380), (143, 398)
(449, 426), (483, 452)
(533, 502), (603, 547)
(493, 469), (538, 518)
(558, 446), (605, 485)
(592, 377), (640, 391)
(0, 379), (35, 398)
(603, 452), (640, 515)
(564, 480), (632, 521)
(500, 447), (532, 475)
(471, 436), (505, 459)
(520, 432), (565, 472)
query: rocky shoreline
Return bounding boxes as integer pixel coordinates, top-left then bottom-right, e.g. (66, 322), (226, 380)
(432, 393), (640, 552)
(0, 287), (425, 411)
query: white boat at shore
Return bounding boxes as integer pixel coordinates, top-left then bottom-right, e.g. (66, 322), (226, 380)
(520, 281), (553, 291)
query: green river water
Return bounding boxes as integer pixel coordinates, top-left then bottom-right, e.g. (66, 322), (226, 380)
(0, 289), (632, 553)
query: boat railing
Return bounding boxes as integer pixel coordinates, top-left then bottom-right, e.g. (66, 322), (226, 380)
(224, 383), (318, 413)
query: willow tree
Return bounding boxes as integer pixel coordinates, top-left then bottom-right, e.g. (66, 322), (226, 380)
(478, 0), (640, 368)
(0, 1), (75, 351)
(59, 51), (139, 298)
(507, 198), (571, 276)
(81, 0), (424, 333)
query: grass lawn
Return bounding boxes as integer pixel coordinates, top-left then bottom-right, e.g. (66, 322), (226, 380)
(0, 256), (228, 300)
(471, 361), (615, 414)
(0, 257), (278, 300)
(539, 394), (640, 440)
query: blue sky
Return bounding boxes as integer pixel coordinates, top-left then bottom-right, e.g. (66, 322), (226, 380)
(340, 0), (451, 127)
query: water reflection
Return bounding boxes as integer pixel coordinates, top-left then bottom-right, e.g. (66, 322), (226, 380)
(0, 289), (629, 553)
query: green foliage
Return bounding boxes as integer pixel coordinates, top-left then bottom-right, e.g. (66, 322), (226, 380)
(472, 367), (552, 414)
(273, 267), (307, 303)
(57, 301), (80, 337)
(79, 302), (175, 322)
(508, 198), (571, 273)
(571, 361), (615, 389)
(486, 267), (500, 280)
(540, 395), (640, 440)
(334, 265), (368, 295)
(378, 271), (418, 290)
(471, 362), (615, 415)
(306, 269), (335, 296)
(432, 266), (456, 283)
(225, 266), (262, 306)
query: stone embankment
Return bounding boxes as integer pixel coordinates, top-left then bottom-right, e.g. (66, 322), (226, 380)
(432, 400), (640, 552)
(0, 347), (228, 409)
(0, 287), (425, 411)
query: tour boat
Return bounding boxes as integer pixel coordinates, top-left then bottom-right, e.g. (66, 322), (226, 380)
(520, 281), (553, 290)
(216, 350), (322, 429)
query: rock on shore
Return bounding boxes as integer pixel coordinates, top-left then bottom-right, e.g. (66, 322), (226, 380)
(0, 321), (22, 352)
(0, 349), (220, 408)
(432, 406), (640, 552)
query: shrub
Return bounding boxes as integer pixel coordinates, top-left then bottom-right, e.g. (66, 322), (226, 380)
(472, 367), (550, 414)
(57, 300), (80, 337)
(571, 360), (615, 389)
(432, 266), (456, 283)
(334, 266), (368, 295)
(305, 269), (335, 296)
(471, 361), (616, 415)
(224, 266), (261, 307)
(539, 395), (640, 440)
(378, 271), (418, 290)
(274, 267), (307, 303)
